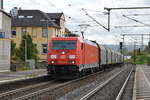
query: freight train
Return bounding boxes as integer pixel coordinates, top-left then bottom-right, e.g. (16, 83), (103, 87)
(47, 36), (123, 79)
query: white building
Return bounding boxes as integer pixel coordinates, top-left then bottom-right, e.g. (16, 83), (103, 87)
(0, 10), (11, 71)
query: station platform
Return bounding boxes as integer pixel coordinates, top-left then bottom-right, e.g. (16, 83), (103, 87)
(0, 69), (47, 83)
(133, 65), (150, 100)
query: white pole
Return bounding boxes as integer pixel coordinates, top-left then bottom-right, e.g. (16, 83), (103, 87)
(24, 39), (27, 62)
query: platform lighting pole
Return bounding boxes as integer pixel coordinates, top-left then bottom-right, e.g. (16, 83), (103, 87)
(24, 39), (27, 63)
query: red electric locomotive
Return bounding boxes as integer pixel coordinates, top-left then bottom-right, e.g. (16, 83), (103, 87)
(47, 37), (100, 79)
(47, 36), (124, 79)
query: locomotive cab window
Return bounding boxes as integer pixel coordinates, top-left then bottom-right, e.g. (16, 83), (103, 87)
(52, 40), (76, 50)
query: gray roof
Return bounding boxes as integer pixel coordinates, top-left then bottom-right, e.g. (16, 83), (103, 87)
(12, 10), (60, 28)
(47, 13), (63, 19)
(47, 13), (64, 26)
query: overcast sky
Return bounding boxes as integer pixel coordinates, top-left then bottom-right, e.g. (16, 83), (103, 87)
(4, 0), (150, 45)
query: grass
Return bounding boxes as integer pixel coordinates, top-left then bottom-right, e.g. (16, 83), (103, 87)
(128, 53), (149, 64)
(16, 66), (31, 71)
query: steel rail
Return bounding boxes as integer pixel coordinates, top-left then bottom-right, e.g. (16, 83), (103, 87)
(79, 66), (129, 100)
(13, 71), (104, 100)
(0, 81), (55, 99)
(115, 67), (133, 100)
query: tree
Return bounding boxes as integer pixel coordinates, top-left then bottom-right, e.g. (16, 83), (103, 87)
(11, 40), (17, 61)
(16, 34), (39, 62)
(11, 40), (16, 56)
(144, 41), (150, 53)
(117, 47), (128, 56)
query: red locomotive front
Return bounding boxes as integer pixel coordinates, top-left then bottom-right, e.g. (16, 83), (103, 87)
(47, 37), (100, 79)
(47, 37), (83, 79)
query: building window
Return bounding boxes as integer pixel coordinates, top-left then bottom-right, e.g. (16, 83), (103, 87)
(34, 43), (37, 47)
(27, 16), (33, 18)
(42, 27), (48, 37)
(12, 27), (16, 37)
(32, 27), (37, 37)
(18, 16), (24, 18)
(42, 44), (48, 54)
(21, 27), (27, 36)
(0, 32), (5, 38)
(55, 29), (58, 37)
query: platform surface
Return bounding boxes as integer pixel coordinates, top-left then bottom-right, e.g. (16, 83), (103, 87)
(0, 69), (47, 82)
(134, 65), (150, 100)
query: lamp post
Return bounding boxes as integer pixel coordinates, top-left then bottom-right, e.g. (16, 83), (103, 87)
(23, 39), (27, 68)
(24, 39), (27, 63)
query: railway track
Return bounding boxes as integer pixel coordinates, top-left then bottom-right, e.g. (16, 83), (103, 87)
(115, 66), (133, 100)
(0, 69), (104, 100)
(79, 64), (134, 100)
(12, 71), (106, 100)
(0, 80), (57, 100)
(0, 64), (133, 100)
(0, 75), (50, 93)
(0, 66), (119, 100)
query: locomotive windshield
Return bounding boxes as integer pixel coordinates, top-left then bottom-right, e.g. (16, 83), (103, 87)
(52, 40), (76, 50)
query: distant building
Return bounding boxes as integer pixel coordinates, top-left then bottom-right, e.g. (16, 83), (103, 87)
(0, 9), (11, 71)
(11, 8), (70, 61)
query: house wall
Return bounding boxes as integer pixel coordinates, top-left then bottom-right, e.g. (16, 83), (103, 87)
(0, 39), (10, 71)
(11, 26), (58, 61)
(59, 15), (66, 36)
(2, 12), (11, 38)
(0, 11), (11, 71)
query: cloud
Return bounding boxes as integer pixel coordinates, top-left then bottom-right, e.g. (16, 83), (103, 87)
(4, 0), (150, 44)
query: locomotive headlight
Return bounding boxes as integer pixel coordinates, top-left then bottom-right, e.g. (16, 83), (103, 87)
(50, 55), (57, 59)
(69, 55), (75, 59)
(51, 61), (55, 64)
(71, 61), (75, 64)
